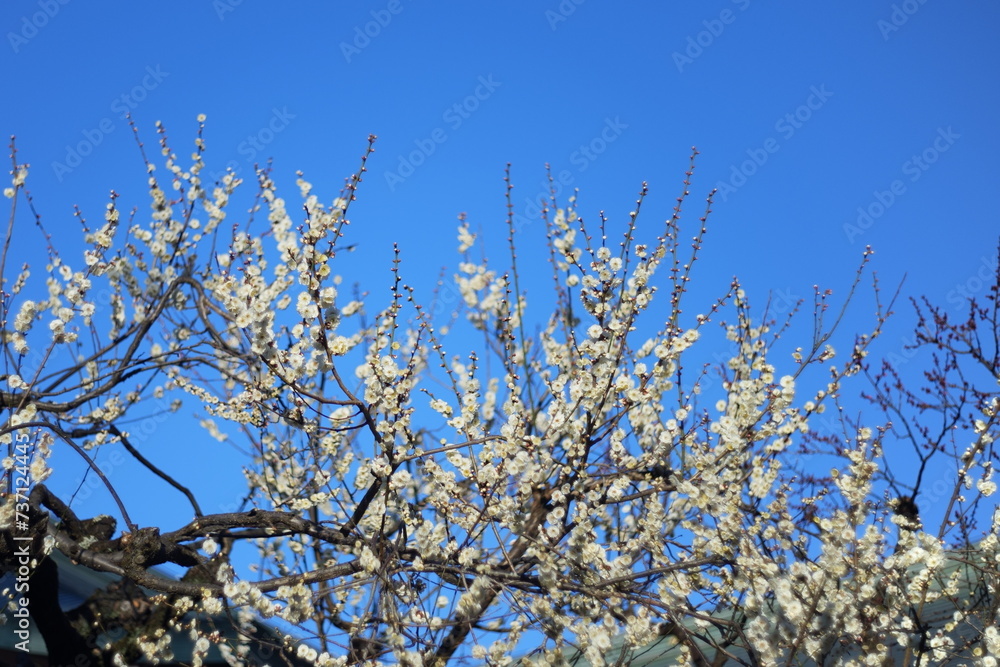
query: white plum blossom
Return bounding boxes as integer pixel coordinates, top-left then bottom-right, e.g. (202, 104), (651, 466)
(0, 130), (993, 667)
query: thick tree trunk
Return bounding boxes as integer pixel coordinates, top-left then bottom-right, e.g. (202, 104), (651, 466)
(29, 556), (103, 667)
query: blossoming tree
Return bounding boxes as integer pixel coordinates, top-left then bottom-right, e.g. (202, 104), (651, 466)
(1, 120), (997, 666)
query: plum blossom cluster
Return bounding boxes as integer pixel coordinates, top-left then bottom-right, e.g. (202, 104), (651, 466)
(0, 128), (997, 666)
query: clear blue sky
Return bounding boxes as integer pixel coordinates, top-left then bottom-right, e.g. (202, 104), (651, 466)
(2, 1), (998, 569)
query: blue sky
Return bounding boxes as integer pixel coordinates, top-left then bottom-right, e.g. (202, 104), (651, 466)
(2, 1), (998, 576)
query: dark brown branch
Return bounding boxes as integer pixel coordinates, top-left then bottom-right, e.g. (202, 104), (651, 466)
(106, 423), (204, 517)
(13, 421), (136, 530)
